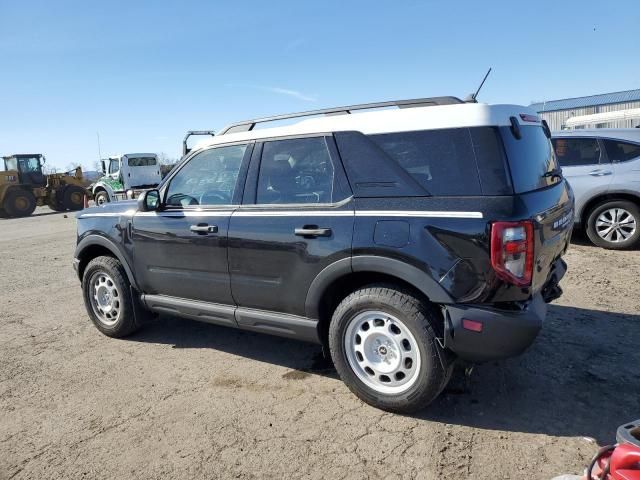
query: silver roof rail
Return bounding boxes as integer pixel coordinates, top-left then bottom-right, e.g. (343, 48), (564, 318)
(219, 96), (464, 135)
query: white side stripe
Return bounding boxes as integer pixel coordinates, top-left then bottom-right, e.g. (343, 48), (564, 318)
(356, 210), (483, 219)
(80, 210), (483, 219)
(78, 212), (125, 218)
(233, 210), (482, 218)
(137, 210), (234, 217)
(233, 210), (352, 217)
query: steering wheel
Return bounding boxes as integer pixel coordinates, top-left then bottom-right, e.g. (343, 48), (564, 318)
(199, 191), (231, 205)
(166, 193), (199, 207)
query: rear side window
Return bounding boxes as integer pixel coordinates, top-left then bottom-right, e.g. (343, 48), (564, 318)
(551, 138), (601, 166)
(500, 126), (560, 193)
(257, 137), (340, 204)
(368, 127), (510, 196)
(603, 139), (640, 162)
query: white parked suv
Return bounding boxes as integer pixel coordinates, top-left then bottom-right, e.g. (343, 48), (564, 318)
(551, 129), (640, 249)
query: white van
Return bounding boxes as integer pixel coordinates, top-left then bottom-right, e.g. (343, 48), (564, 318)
(92, 153), (161, 205)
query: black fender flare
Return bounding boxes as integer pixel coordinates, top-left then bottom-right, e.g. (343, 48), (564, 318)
(74, 234), (140, 291)
(304, 255), (453, 319)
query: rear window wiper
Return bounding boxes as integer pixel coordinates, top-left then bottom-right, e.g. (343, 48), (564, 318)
(542, 168), (563, 180)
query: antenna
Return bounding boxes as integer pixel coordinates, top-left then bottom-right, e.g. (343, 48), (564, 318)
(466, 68), (492, 103)
(96, 132), (102, 161)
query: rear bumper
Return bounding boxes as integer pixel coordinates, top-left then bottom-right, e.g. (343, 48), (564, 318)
(443, 258), (566, 362)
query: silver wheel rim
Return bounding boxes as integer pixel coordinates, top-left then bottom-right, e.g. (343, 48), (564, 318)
(596, 208), (637, 243)
(344, 310), (421, 395)
(96, 194), (107, 206)
(89, 272), (121, 326)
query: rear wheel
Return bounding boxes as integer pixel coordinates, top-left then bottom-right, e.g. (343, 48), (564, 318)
(329, 285), (452, 413)
(82, 256), (140, 337)
(48, 201), (65, 212)
(63, 185), (85, 211)
(95, 190), (110, 206)
(3, 189), (36, 217)
(586, 200), (640, 249)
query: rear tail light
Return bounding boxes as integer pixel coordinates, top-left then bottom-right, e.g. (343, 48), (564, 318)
(490, 221), (534, 287)
(462, 319), (483, 332)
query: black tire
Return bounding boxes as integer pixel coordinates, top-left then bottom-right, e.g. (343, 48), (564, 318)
(63, 185), (86, 211)
(94, 190), (110, 206)
(586, 200), (640, 250)
(48, 202), (65, 212)
(3, 189), (36, 217)
(82, 256), (140, 338)
(328, 284), (453, 413)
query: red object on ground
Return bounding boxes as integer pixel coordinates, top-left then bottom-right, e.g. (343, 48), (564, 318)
(589, 443), (640, 480)
(83, 193), (89, 209)
(609, 444), (640, 480)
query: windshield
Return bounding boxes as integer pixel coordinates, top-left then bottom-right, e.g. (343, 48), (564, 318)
(127, 156), (157, 167)
(500, 126), (560, 193)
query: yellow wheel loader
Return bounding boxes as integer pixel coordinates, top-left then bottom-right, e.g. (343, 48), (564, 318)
(1, 154), (87, 218)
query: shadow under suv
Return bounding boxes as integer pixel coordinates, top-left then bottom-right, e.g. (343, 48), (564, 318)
(73, 97), (573, 412)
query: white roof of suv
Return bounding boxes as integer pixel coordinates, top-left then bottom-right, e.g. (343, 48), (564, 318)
(194, 99), (539, 151)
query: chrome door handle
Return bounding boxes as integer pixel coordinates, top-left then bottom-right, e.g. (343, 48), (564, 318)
(294, 227), (332, 237)
(190, 224), (218, 234)
(589, 169), (612, 176)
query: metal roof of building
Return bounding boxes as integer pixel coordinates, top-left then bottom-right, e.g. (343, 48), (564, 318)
(530, 89), (640, 112)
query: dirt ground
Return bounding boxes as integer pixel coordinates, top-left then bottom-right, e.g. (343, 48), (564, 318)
(1, 207), (638, 480)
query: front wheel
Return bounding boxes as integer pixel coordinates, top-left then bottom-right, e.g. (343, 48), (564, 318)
(82, 256), (141, 337)
(586, 200), (640, 250)
(3, 189), (36, 217)
(329, 285), (452, 413)
(63, 185), (86, 211)
(94, 190), (110, 206)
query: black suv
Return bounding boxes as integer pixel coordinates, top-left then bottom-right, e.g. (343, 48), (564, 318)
(74, 97), (573, 412)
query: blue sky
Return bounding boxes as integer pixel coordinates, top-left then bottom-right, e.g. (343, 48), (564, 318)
(1, 0), (639, 170)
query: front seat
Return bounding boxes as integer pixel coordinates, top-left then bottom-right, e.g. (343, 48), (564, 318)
(259, 159), (295, 203)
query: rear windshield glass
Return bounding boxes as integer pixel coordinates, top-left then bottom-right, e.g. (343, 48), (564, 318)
(368, 127), (511, 196)
(128, 157), (157, 167)
(499, 126), (560, 193)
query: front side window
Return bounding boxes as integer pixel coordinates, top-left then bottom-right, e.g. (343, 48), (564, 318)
(551, 138), (601, 167)
(256, 137), (337, 204)
(18, 157), (41, 172)
(166, 144), (247, 207)
(109, 159), (120, 174)
(603, 139), (640, 162)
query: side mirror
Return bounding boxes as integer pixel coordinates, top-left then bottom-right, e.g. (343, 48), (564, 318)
(138, 189), (160, 212)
